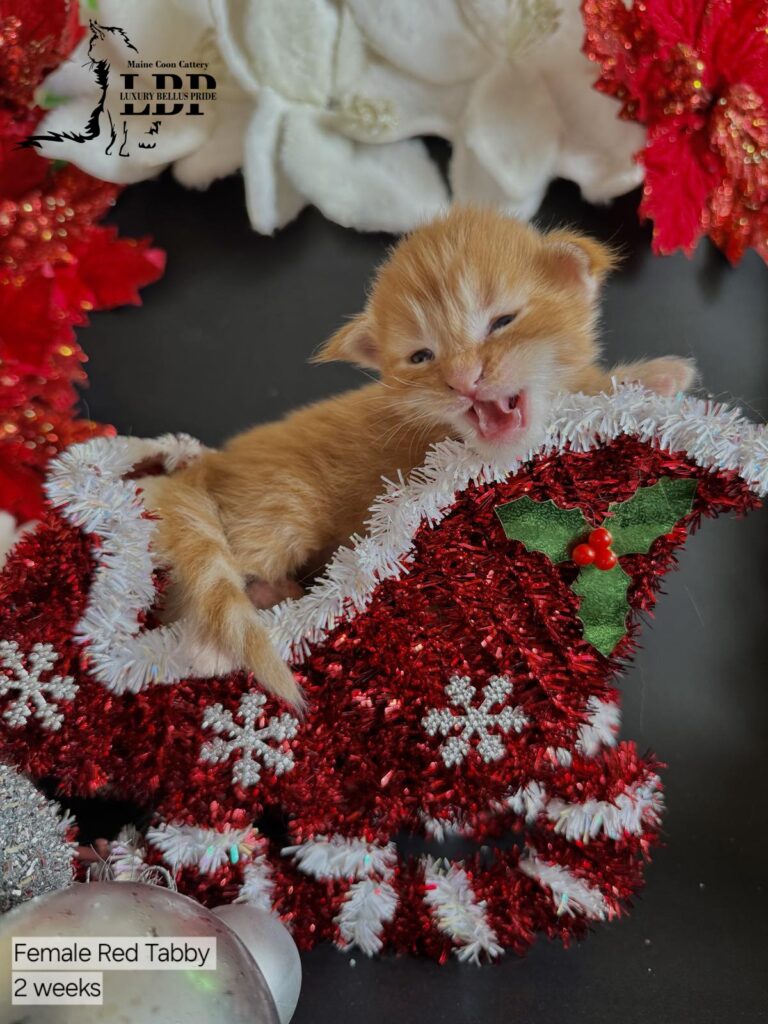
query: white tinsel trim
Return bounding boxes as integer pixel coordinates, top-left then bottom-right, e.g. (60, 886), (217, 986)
(420, 811), (468, 841)
(146, 821), (260, 875)
(550, 698), (621, 767)
(44, 434), (204, 693)
(422, 858), (503, 964)
(235, 856), (276, 913)
(576, 698), (620, 756)
(547, 776), (663, 842)
(0, 511), (27, 570)
(497, 771), (660, 843)
(45, 387), (767, 689)
(336, 878), (399, 956)
(505, 781), (549, 823)
(548, 746), (574, 767)
(282, 835), (398, 954)
(109, 826), (147, 882)
(282, 834), (397, 881)
(519, 850), (609, 920)
(119, 433), (207, 475)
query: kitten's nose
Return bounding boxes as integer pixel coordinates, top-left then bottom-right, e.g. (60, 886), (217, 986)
(446, 367), (483, 398)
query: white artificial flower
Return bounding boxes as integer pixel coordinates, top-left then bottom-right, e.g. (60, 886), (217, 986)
(0, 512), (22, 570)
(207, 0), (449, 233)
(346, 0), (645, 218)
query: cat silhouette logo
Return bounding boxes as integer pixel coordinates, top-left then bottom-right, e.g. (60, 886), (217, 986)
(21, 19), (216, 158)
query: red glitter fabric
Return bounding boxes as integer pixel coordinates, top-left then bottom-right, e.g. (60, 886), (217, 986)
(0, 0), (82, 108)
(582, 0), (768, 264)
(0, 433), (761, 960)
(0, 2), (165, 523)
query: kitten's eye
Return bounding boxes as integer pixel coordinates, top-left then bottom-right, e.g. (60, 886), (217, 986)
(410, 348), (435, 364)
(489, 313), (518, 333)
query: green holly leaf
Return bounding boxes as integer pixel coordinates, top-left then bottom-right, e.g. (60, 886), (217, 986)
(495, 496), (588, 564)
(572, 564), (631, 657)
(608, 478), (698, 556)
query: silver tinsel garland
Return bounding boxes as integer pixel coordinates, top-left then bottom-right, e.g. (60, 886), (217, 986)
(0, 761), (76, 912)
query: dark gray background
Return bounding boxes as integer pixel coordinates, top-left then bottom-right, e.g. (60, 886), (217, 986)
(78, 174), (767, 1024)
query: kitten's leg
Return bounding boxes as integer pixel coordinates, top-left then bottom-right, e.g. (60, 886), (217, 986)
(244, 543), (340, 609)
(246, 577), (305, 609)
(149, 468), (307, 706)
(227, 515), (332, 616)
(574, 357), (697, 397)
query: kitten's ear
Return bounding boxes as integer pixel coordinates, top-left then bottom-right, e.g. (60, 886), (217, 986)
(311, 313), (379, 369)
(544, 229), (618, 300)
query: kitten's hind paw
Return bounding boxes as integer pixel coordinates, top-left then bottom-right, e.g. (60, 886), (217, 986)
(246, 577), (305, 609)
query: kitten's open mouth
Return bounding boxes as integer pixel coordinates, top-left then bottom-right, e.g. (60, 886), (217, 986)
(465, 390), (526, 441)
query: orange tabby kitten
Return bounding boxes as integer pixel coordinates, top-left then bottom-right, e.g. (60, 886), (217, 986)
(143, 207), (695, 707)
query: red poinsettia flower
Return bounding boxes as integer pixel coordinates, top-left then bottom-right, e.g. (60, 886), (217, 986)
(582, 0), (768, 263)
(0, 272), (76, 373)
(0, 0), (83, 108)
(0, 5), (166, 524)
(70, 226), (167, 309)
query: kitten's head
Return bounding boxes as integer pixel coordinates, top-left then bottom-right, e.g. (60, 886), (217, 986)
(315, 206), (616, 461)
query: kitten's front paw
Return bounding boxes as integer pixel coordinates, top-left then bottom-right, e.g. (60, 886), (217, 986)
(631, 357), (698, 397)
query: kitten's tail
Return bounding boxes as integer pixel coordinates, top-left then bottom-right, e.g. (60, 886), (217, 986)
(149, 462), (303, 709)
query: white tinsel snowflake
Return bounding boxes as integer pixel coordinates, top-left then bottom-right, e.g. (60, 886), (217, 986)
(199, 691), (299, 788)
(422, 675), (528, 768)
(0, 641), (77, 731)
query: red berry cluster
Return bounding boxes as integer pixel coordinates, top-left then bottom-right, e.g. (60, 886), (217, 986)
(572, 527), (618, 571)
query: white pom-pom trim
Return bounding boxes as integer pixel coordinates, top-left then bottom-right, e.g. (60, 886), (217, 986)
(44, 434), (205, 694)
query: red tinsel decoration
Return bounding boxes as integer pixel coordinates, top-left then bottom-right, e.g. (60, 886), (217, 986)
(0, 435), (760, 959)
(0, 1), (165, 523)
(582, 0), (768, 264)
(0, 0), (82, 108)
